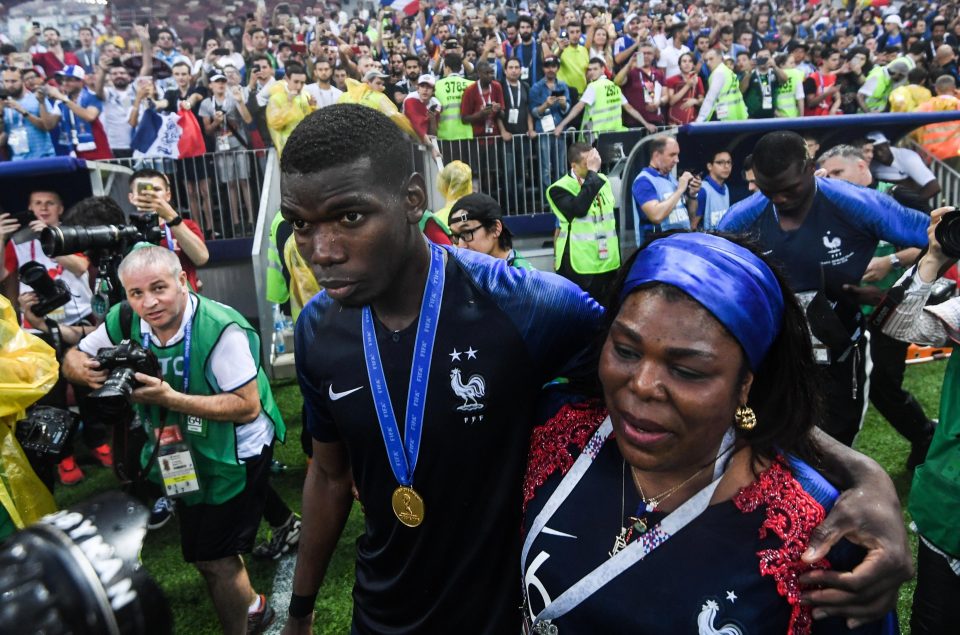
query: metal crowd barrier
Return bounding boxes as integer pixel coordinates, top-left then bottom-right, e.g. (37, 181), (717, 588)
(907, 140), (960, 210)
(98, 148), (269, 240)
(435, 127), (670, 217)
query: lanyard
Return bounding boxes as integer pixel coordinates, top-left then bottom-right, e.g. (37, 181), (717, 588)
(506, 82), (520, 109)
(478, 85), (493, 108)
(163, 223), (176, 252)
(361, 243), (445, 488)
(522, 418), (735, 625)
(142, 307), (193, 393)
(517, 39), (538, 78)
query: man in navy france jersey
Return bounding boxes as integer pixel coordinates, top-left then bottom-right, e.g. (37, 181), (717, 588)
(278, 104), (603, 635)
(280, 107), (914, 634)
(719, 131), (929, 447)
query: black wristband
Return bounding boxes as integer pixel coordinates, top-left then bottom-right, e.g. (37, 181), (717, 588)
(288, 592), (317, 618)
(166, 214), (184, 227)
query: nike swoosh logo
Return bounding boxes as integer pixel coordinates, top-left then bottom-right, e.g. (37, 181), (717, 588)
(542, 527), (577, 539)
(328, 385), (364, 401)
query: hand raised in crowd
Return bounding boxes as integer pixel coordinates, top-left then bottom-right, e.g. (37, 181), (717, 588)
(45, 84), (66, 102)
(586, 147), (602, 173)
(0, 213), (20, 242)
(132, 187), (177, 222)
(134, 24), (151, 45)
(135, 80), (151, 100)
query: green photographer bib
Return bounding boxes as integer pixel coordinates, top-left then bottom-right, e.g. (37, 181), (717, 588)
(105, 295), (284, 506)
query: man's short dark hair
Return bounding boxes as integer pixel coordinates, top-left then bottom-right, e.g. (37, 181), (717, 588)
(281, 104), (415, 193)
(708, 149), (731, 164)
(743, 153), (754, 173)
(753, 131), (807, 177)
(567, 143), (593, 166)
(285, 63), (306, 78)
(403, 54), (420, 65)
(444, 52), (463, 73)
(249, 27), (266, 38)
(505, 56), (521, 68)
(62, 196), (125, 227)
(171, 60), (191, 73)
(588, 57), (606, 68)
(43, 27), (60, 36)
(250, 53), (271, 67)
(907, 67), (927, 85)
(518, 15), (534, 29)
(79, 27), (94, 36)
(909, 41), (926, 56)
(129, 168), (171, 188)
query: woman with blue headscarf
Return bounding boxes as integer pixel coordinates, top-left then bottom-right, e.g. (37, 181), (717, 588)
(520, 232), (890, 635)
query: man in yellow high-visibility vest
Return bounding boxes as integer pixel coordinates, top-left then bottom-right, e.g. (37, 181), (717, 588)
(553, 58), (656, 135)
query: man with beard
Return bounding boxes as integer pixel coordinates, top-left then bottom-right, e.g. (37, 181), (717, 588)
(387, 55), (422, 108)
(47, 65), (112, 159)
(94, 25), (152, 159)
(304, 60), (342, 109)
(280, 105), (916, 635)
(1, 66), (59, 160)
(719, 131), (929, 447)
(513, 15), (542, 84)
(32, 27), (80, 78)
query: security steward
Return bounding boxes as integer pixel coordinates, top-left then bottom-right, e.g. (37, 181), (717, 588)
(62, 245), (285, 634)
(548, 142), (621, 300)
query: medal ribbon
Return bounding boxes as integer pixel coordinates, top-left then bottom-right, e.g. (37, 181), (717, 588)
(362, 243), (445, 487)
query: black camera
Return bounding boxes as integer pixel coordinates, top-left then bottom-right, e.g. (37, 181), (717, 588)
(15, 406), (79, 458)
(90, 340), (163, 416)
(934, 208), (960, 259)
(0, 493), (172, 635)
(40, 212), (163, 259)
(19, 261), (72, 318)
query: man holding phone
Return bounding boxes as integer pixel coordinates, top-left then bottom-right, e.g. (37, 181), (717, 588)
(1, 66), (59, 161)
(739, 51), (786, 119)
(127, 169), (209, 292)
(529, 56), (570, 192)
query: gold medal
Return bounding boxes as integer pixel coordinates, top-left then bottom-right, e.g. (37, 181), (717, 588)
(391, 486), (425, 527)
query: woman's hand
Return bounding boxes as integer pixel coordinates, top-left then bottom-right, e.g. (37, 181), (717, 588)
(918, 206), (957, 283)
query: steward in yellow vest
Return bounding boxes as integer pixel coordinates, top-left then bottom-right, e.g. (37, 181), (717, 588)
(435, 55), (475, 141)
(696, 49), (747, 122)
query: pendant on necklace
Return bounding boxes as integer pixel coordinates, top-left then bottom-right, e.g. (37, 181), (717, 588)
(629, 516), (648, 535)
(609, 526), (628, 557)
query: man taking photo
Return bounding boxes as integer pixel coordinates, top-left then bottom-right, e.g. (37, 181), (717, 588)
(63, 245), (285, 634)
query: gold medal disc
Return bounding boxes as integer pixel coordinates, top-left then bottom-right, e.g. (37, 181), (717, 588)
(391, 486), (425, 527)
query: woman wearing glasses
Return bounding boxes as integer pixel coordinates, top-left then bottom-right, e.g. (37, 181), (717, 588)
(447, 193), (534, 270)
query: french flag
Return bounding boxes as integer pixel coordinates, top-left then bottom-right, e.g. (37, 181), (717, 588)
(381, 0), (419, 16)
(130, 109), (203, 159)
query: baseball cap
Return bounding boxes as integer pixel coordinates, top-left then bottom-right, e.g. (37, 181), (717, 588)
(866, 131), (890, 145)
(448, 193), (510, 236)
(362, 70), (389, 82)
(884, 15), (903, 27)
(543, 55), (560, 67)
(209, 72), (227, 82)
(56, 65), (85, 80)
(624, 13), (640, 25)
(417, 73), (436, 86)
(763, 33), (779, 43)
(444, 38), (460, 49)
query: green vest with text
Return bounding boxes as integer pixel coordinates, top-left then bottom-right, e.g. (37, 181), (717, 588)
(105, 295), (285, 506)
(707, 64), (748, 121)
(864, 65), (892, 112)
(266, 210), (289, 304)
(549, 173), (621, 274)
(775, 68), (804, 117)
(583, 77), (627, 133)
(436, 75), (475, 140)
(909, 345), (960, 557)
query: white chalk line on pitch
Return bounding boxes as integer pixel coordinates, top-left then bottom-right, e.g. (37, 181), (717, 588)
(265, 552), (297, 634)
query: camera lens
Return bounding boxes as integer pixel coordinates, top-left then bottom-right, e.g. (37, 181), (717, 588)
(935, 209), (960, 258)
(0, 493), (171, 635)
(91, 367), (139, 415)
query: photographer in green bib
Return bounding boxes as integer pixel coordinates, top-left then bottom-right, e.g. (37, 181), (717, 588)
(62, 245), (285, 634)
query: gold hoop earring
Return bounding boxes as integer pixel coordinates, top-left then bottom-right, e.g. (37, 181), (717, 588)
(735, 405), (757, 431)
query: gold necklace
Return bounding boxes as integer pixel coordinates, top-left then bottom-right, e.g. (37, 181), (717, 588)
(631, 463), (712, 512)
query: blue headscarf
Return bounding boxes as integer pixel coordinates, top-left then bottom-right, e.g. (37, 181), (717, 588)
(619, 233), (784, 370)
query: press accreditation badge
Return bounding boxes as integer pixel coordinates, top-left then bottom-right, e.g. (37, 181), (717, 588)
(521, 67), (529, 81)
(155, 425), (201, 497)
(216, 134), (231, 152)
(540, 114), (555, 132)
(597, 237), (609, 260)
(508, 108), (519, 125)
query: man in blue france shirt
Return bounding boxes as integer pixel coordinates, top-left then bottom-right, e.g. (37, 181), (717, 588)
(719, 131), (930, 446)
(631, 136), (701, 246)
